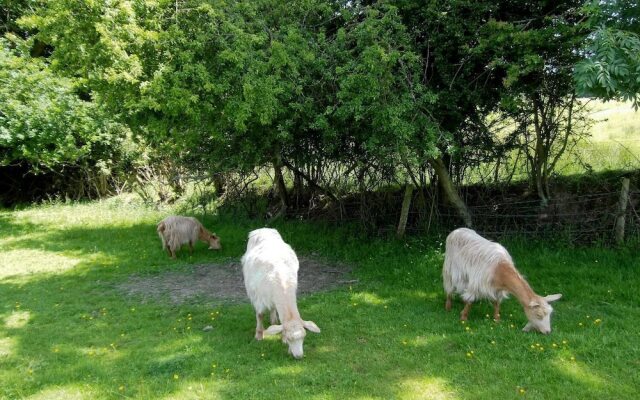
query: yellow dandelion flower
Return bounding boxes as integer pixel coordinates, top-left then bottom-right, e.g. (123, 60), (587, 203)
(594, 319), (602, 324)
(466, 352), (472, 358)
(119, 386), (125, 391)
(465, 326), (470, 331)
(579, 322), (583, 326)
(491, 340), (496, 345)
(562, 340), (568, 345)
(552, 343), (557, 348)
(519, 388), (526, 394)
(173, 374), (179, 380)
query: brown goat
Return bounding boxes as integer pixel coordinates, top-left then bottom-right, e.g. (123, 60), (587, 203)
(156, 216), (221, 259)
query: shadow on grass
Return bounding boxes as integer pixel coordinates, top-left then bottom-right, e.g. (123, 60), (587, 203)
(1, 213), (639, 399)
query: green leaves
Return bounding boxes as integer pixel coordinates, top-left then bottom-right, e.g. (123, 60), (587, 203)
(575, 26), (640, 108)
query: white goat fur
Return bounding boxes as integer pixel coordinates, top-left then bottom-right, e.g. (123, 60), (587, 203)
(443, 228), (513, 303)
(241, 228), (320, 359)
(443, 228), (562, 334)
(157, 216), (220, 259)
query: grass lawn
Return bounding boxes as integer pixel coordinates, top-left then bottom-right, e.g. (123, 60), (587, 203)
(1, 198), (639, 399)
(569, 100), (640, 173)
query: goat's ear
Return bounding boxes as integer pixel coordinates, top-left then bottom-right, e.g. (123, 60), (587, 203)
(303, 320), (321, 333)
(544, 293), (562, 303)
(522, 322), (534, 332)
(264, 324), (283, 336)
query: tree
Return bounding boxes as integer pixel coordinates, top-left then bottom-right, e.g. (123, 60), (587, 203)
(575, 0), (640, 107)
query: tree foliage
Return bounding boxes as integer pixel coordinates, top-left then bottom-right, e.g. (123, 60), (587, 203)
(575, 0), (640, 107)
(2, 0), (638, 210)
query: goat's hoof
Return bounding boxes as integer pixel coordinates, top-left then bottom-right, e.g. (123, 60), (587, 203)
(255, 332), (264, 341)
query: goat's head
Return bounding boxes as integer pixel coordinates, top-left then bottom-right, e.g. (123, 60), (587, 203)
(207, 234), (221, 250)
(264, 319), (320, 359)
(522, 294), (562, 334)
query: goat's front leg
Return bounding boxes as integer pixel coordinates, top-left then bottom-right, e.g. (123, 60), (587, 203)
(445, 293), (452, 311)
(255, 312), (264, 340)
(270, 309), (279, 325)
(493, 300), (501, 321)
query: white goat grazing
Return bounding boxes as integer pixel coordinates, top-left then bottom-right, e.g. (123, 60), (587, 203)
(443, 228), (562, 334)
(241, 228), (320, 359)
(156, 216), (221, 259)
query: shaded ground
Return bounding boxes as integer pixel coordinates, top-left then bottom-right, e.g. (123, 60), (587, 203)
(118, 257), (352, 304)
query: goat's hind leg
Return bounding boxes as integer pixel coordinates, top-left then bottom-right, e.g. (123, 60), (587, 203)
(460, 302), (472, 321)
(255, 312), (265, 340)
(445, 293), (453, 311)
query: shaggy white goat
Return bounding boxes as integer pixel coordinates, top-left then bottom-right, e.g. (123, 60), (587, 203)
(241, 228), (320, 359)
(443, 228), (562, 334)
(156, 215), (221, 259)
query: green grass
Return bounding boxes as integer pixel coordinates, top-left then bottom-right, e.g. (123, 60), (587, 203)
(1, 198), (639, 399)
(553, 100), (640, 176)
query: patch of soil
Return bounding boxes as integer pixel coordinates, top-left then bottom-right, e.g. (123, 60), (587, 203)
(118, 257), (352, 305)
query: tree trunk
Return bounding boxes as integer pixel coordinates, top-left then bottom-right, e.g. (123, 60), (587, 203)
(213, 173), (226, 196)
(429, 156), (472, 227)
(532, 95), (549, 206)
(273, 156), (288, 218)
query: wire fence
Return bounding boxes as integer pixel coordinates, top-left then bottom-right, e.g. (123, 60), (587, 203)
(295, 182), (639, 244)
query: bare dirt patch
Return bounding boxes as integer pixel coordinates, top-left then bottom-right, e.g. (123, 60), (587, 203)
(118, 257), (352, 305)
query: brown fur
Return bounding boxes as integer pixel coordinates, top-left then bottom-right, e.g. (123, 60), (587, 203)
(492, 261), (536, 306)
(157, 216), (221, 259)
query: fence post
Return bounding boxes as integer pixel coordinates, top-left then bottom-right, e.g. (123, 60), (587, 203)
(397, 184), (414, 238)
(615, 178), (630, 244)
